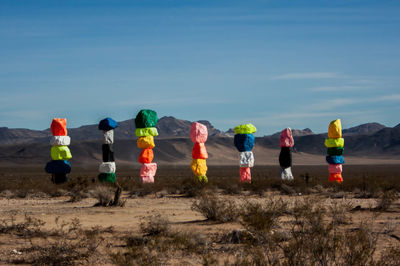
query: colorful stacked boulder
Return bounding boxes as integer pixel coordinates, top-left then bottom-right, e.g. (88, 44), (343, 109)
(135, 110), (158, 183)
(279, 128), (294, 180)
(98, 118), (118, 183)
(45, 118), (71, 184)
(325, 119), (344, 183)
(234, 123), (257, 183)
(190, 122), (209, 183)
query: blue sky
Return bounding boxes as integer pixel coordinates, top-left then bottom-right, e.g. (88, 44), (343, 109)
(1, 0), (399, 135)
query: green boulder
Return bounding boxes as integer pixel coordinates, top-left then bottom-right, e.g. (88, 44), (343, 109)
(98, 173), (116, 183)
(327, 147), (344, 156)
(135, 109), (158, 128)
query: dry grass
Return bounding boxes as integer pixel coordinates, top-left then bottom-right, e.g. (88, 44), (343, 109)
(0, 165), (399, 265)
(191, 193), (238, 222)
(0, 214), (108, 265)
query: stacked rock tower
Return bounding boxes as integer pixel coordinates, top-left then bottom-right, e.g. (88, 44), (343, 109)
(190, 122), (209, 183)
(279, 128), (294, 180)
(45, 118), (72, 184)
(135, 110), (158, 183)
(325, 119), (344, 183)
(233, 123), (257, 183)
(98, 118), (118, 183)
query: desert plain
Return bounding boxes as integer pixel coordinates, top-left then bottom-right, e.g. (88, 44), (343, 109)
(0, 163), (399, 265)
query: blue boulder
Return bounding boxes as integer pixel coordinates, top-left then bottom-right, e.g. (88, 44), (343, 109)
(98, 117), (118, 131)
(45, 160), (72, 174)
(234, 134), (255, 152)
(326, 155), (344, 165)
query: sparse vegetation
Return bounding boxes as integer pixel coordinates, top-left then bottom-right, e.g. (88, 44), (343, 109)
(0, 165), (399, 265)
(0, 214), (107, 265)
(191, 193), (238, 222)
(92, 184), (125, 207)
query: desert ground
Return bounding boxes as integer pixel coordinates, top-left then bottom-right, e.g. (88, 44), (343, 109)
(0, 165), (399, 265)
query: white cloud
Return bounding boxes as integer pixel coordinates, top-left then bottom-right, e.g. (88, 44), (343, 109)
(271, 72), (339, 80)
(305, 98), (359, 111)
(309, 85), (369, 92)
(0, 110), (45, 120)
(115, 96), (230, 107)
(376, 94), (400, 101)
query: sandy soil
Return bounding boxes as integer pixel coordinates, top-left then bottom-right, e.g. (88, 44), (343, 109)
(0, 191), (399, 265)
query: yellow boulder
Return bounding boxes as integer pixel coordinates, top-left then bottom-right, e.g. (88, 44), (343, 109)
(328, 119), (342, 138)
(137, 136), (155, 149)
(191, 159), (208, 176)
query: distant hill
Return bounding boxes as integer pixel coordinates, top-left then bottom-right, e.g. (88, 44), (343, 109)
(270, 128), (314, 138)
(1, 119), (400, 166)
(342, 122), (386, 136)
(0, 116), (229, 145)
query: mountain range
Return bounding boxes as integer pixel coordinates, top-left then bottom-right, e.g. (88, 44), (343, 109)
(0, 117), (399, 166)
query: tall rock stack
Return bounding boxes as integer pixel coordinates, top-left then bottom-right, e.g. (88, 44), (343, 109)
(325, 119), (344, 183)
(279, 128), (294, 180)
(233, 124), (257, 183)
(135, 110), (158, 183)
(190, 122), (209, 183)
(45, 118), (71, 184)
(98, 118), (118, 183)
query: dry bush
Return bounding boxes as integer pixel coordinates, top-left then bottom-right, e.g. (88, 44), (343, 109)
(376, 246), (400, 266)
(67, 176), (90, 202)
(113, 214), (209, 265)
(0, 214), (104, 265)
(111, 244), (159, 266)
(240, 198), (288, 236)
(232, 246), (270, 266)
(91, 184), (125, 207)
(375, 189), (399, 211)
(191, 193), (238, 222)
(91, 185), (114, 205)
(140, 214), (170, 237)
(340, 223), (377, 266)
(230, 196), (386, 265)
(0, 213), (46, 238)
(328, 199), (354, 225)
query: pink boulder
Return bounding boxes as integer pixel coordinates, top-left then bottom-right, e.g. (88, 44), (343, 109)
(141, 175), (154, 183)
(190, 122), (208, 143)
(280, 128), (294, 147)
(140, 163), (157, 177)
(239, 167), (251, 183)
(328, 164), (342, 174)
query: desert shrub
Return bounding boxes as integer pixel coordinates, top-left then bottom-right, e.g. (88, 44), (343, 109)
(17, 240), (93, 266)
(91, 185), (114, 205)
(375, 189), (398, 211)
(376, 246), (400, 266)
(340, 223), (377, 266)
(0, 213), (46, 238)
(232, 246), (270, 266)
(181, 177), (207, 197)
(191, 193), (238, 222)
(111, 243), (159, 266)
(240, 198), (288, 236)
(140, 214), (170, 237)
(67, 176), (90, 202)
(113, 215), (209, 265)
(3, 216), (104, 265)
(202, 253), (219, 266)
(91, 184), (125, 207)
(328, 199), (354, 225)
